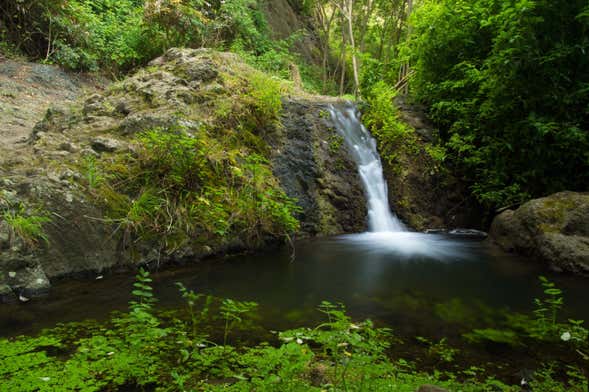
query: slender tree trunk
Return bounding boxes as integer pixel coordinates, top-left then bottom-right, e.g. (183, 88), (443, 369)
(344, 0), (360, 97)
(398, 0), (413, 94)
(316, 3), (337, 94)
(339, 13), (347, 96)
(358, 0), (374, 54)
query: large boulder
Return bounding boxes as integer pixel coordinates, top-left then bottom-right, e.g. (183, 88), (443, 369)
(489, 191), (589, 274)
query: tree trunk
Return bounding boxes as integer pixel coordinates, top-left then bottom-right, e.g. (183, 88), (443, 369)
(398, 0), (413, 95)
(358, 0), (374, 54)
(316, 3), (337, 94)
(339, 11), (348, 96)
(344, 0), (361, 97)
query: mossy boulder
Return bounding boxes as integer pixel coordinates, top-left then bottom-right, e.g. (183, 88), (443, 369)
(489, 191), (589, 274)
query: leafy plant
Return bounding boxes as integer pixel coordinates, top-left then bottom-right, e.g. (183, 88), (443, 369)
(464, 276), (589, 357)
(407, 0), (589, 208)
(1, 203), (51, 248)
(82, 155), (105, 190)
(416, 336), (459, 362)
(363, 81), (421, 164)
(0, 273), (587, 391)
(220, 298), (258, 347)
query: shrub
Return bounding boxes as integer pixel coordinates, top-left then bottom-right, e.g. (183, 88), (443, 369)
(407, 0), (589, 207)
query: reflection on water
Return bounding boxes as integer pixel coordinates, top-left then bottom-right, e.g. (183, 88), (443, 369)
(1, 235), (589, 338)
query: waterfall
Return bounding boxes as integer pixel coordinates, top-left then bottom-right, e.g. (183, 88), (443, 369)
(329, 104), (406, 233)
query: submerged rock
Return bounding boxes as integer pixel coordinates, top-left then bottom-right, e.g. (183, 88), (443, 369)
(448, 228), (488, 240)
(489, 191), (589, 274)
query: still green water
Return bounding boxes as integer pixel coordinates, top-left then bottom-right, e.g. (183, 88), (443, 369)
(2, 234), (588, 340)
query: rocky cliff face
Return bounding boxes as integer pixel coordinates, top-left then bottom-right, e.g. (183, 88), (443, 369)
(489, 191), (589, 274)
(276, 99), (366, 236)
(0, 49), (365, 302)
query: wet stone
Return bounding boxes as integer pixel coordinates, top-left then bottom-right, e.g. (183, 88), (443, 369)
(91, 137), (121, 153)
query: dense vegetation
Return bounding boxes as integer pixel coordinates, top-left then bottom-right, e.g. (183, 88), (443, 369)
(1, 271), (587, 391)
(301, 0), (589, 209)
(0, 0), (317, 85)
(407, 0), (589, 208)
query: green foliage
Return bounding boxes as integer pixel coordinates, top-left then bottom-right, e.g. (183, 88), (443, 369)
(328, 133), (344, 155)
(407, 0), (589, 207)
(464, 328), (521, 346)
(0, 201), (51, 248)
(88, 125), (300, 253)
(1, 271), (587, 391)
(416, 336), (459, 363)
(363, 82), (417, 164)
(363, 81), (447, 173)
(0, 0), (280, 74)
(220, 298), (258, 346)
(82, 155), (105, 190)
(246, 72), (284, 128)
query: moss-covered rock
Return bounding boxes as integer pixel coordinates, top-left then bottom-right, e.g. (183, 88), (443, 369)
(276, 100), (365, 235)
(0, 48), (366, 299)
(489, 191), (589, 274)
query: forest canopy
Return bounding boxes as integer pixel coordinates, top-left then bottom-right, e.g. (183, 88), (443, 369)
(407, 0), (589, 207)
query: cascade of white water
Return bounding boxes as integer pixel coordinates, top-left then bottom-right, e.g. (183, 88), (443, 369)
(329, 104), (406, 232)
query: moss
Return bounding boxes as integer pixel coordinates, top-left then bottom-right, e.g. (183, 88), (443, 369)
(410, 214), (427, 231)
(536, 197), (579, 233)
(327, 134), (344, 155)
(316, 196), (340, 236)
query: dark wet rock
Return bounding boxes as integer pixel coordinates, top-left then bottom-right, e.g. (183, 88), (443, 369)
(275, 99), (366, 235)
(0, 283), (15, 303)
(448, 228), (488, 240)
(0, 176), (120, 301)
(9, 265), (50, 298)
(489, 191), (589, 274)
(394, 96), (438, 143)
(91, 136), (121, 152)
